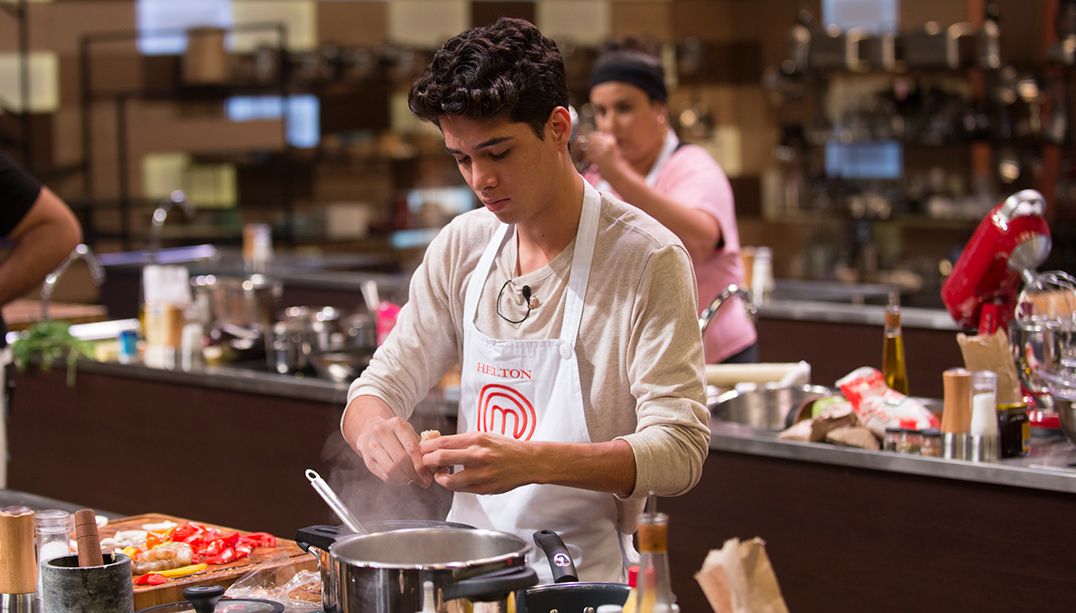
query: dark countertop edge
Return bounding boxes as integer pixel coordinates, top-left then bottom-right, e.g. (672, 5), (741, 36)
(756, 300), (959, 331)
(77, 359), (351, 405)
(710, 423), (1076, 495)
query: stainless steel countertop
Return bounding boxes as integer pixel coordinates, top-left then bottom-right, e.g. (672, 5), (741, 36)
(756, 300), (959, 331)
(78, 359), (352, 404)
(710, 421), (1076, 494)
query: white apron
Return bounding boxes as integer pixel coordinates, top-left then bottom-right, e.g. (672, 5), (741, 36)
(447, 180), (626, 584)
(596, 129), (679, 194)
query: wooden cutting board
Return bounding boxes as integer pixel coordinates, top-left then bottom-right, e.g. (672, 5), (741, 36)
(96, 512), (317, 609)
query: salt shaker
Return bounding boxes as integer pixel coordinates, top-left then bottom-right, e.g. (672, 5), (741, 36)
(35, 510), (71, 594)
(969, 370), (1000, 462)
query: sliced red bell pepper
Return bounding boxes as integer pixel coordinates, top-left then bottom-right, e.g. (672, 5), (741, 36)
(204, 547), (237, 566)
(238, 532), (277, 548)
(134, 573), (168, 586)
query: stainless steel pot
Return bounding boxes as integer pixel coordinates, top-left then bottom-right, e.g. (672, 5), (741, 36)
(330, 528), (534, 612)
(191, 274), (282, 331)
(282, 306), (345, 354)
(296, 523), (535, 613)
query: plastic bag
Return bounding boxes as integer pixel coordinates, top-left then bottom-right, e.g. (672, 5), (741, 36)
(223, 552), (321, 612)
(836, 367), (940, 437)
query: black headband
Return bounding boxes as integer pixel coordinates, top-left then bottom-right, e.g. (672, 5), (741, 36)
(589, 60), (667, 102)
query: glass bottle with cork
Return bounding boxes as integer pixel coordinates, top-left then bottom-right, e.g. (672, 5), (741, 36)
(634, 494), (675, 613)
(882, 294), (910, 394)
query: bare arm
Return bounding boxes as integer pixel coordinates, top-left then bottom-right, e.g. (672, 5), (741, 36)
(0, 187), (82, 305)
(421, 434), (637, 497)
(586, 133), (719, 261)
(342, 394), (434, 487)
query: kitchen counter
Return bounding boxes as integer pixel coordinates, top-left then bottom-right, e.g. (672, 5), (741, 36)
(666, 418), (1076, 612)
(756, 299), (957, 331)
(710, 421), (1076, 494)
(76, 358), (352, 405)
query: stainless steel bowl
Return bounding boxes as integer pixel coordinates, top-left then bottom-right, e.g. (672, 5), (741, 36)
(709, 384), (837, 430)
(1040, 370), (1076, 446)
(309, 348), (371, 382)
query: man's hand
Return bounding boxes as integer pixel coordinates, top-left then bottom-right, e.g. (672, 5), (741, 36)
(420, 432), (534, 495)
(344, 396), (434, 488)
(582, 131), (626, 175)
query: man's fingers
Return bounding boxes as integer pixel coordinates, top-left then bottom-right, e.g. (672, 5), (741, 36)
(392, 421), (433, 487)
(371, 438), (418, 486)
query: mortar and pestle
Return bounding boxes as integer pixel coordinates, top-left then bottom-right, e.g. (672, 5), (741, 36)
(41, 509), (134, 613)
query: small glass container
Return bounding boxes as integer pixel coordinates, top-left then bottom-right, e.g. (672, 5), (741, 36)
(920, 429), (942, 457)
(35, 509), (71, 594)
(997, 403), (1030, 458)
(897, 429), (922, 454)
(883, 427), (902, 452)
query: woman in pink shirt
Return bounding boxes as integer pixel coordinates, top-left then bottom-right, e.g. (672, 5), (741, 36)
(582, 45), (757, 363)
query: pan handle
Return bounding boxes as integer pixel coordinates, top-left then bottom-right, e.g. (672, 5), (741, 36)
(443, 566), (538, 602)
(533, 529), (578, 583)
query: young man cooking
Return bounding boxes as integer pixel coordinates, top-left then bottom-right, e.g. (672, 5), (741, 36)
(341, 18), (709, 583)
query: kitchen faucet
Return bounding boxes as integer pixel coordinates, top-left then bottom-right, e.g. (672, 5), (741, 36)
(698, 283), (757, 336)
(149, 189), (194, 261)
(40, 243), (106, 321)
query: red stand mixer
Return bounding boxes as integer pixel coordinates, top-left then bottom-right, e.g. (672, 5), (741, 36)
(942, 189), (1076, 435)
(941, 189), (1052, 335)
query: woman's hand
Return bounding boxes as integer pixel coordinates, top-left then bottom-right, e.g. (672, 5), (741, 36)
(353, 415), (434, 487)
(420, 432), (535, 495)
(582, 131), (625, 175)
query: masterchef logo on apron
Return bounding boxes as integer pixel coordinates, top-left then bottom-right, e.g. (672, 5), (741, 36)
(477, 383), (536, 440)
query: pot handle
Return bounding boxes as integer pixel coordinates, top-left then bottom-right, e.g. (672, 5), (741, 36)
(442, 566), (538, 602)
(295, 524), (344, 552)
(533, 529), (578, 583)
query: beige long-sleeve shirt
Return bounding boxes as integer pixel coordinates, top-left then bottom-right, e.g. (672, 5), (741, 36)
(346, 190), (710, 524)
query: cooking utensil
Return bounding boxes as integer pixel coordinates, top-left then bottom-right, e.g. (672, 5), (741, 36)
(296, 520), (473, 613)
(516, 530), (629, 613)
(1040, 370), (1076, 445)
(710, 384), (836, 431)
(329, 528), (536, 612)
(305, 470), (366, 535)
(309, 348), (371, 382)
(269, 319), (313, 374)
(360, 280), (380, 312)
(136, 585), (284, 613)
(533, 530), (577, 583)
(282, 306), (345, 354)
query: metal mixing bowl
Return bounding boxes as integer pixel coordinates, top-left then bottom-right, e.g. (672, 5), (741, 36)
(309, 348), (372, 382)
(1041, 369), (1076, 446)
(709, 384), (837, 430)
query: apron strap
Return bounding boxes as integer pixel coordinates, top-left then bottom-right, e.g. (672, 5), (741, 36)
(464, 222), (512, 325)
(558, 180), (601, 350)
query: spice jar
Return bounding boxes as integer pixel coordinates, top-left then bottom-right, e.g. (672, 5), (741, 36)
(883, 427), (902, 452)
(897, 429), (922, 454)
(920, 429), (942, 457)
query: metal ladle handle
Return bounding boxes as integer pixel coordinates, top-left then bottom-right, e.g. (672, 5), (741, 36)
(306, 469), (366, 534)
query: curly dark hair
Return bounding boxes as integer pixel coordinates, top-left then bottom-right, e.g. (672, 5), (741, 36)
(408, 17), (569, 138)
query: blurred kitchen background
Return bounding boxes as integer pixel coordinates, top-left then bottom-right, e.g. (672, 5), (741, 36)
(2, 0), (1075, 310)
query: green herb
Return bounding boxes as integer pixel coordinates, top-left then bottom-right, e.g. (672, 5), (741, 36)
(10, 320), (96, 386)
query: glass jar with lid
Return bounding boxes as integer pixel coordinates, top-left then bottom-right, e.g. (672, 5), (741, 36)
(883, 427), (902, 452)
(920, 429), (942, 457)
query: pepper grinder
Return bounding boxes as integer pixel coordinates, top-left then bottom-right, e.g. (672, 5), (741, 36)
(941, 368), (972, 460)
